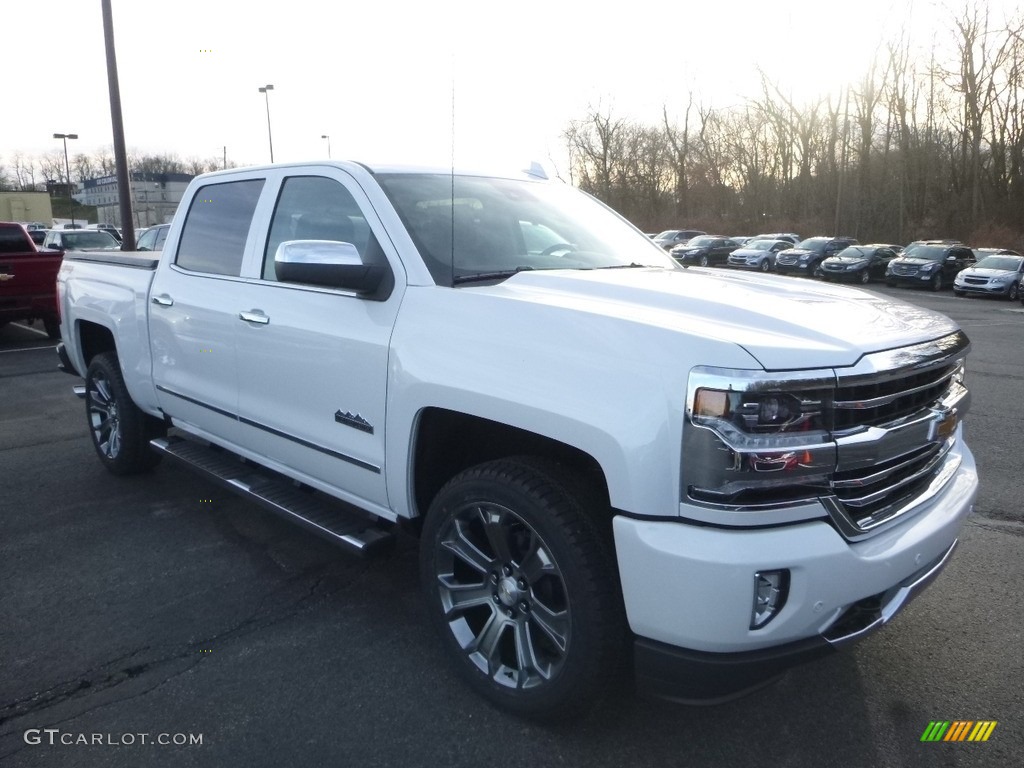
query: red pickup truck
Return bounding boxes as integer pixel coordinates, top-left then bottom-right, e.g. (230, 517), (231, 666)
(0, 222), (63, 339)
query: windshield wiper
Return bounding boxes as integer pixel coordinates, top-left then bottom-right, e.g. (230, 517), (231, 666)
(453, 266), (535, 285)
(594, 262), (649, 270)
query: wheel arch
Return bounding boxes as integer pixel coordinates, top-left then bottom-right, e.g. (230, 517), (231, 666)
(409, 407), (610, 522)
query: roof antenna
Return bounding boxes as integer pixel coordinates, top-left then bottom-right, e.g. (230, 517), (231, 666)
(450, 63), (456, 288)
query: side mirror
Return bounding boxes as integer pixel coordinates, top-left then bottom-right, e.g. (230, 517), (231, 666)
(275, 240), (385, 294)
(946, 256), (957, 262)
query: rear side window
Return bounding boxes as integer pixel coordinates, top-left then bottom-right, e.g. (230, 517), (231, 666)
(175, 179), (264, 275)
(0, 226), (30, 253)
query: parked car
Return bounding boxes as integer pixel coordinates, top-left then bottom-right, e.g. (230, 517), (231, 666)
(669, 235), (740, 267)
(775, 236), (859, 277)
(0, 222), (63, 338)
(42, 230), (121, 252)
(27, 229), (49, 246)
(729, 236), (753, 246)
(136, 223), (170, 252)
(726, 238), (791, 272)
(953, 252), (1024, 300)
(885, 241), (975, 291)
(819, 245), (899, 284)
(652, 229), (706, 250)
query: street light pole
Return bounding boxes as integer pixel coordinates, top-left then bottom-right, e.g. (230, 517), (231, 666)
(321, 134), (331, 158)
(258, 84), (275, 162)
(53, 133), (78, 226)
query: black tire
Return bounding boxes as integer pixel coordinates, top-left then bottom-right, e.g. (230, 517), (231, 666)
(84, 351), (165, 475)
(812, 262), (824, 278)
(759, 259), (771, 273)
(42, 314), (61, 340)
(929, 273), (943, 291)
(420, 457), (625, 720)
(1009, 282), (1020, 301)
(858, 269), (870, 285)
(698, 255), (709, 267)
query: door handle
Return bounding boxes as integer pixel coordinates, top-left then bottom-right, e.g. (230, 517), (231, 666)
(151, 294), (174, 307)
(239, 310), (270, 325)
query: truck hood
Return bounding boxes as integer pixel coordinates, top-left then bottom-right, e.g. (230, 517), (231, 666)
(475, 268), (960, 370)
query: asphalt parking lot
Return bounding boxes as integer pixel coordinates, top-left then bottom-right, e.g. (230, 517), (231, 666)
(1, 288), (1022, 768)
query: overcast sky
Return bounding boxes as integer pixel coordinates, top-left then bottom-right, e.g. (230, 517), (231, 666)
(6, 1), (1021, 176)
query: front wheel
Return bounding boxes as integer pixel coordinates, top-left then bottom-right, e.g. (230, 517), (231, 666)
(420, 458), (625, 720)
(930, 273), (943, 292)
(858, 269), (871, 285)
(1009, 282), (1020, 301)
(759, 259), (771, 273)
(84, 352), (165, 475)
(698, 255), (710, 267)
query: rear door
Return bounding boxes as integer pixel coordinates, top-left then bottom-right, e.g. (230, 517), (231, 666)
(150, 176), (266, 445)
(230, 169), (404, 514)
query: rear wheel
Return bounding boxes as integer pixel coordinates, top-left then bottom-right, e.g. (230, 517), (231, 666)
(84, 352), (165, 475)
(420, 458), (625, 720)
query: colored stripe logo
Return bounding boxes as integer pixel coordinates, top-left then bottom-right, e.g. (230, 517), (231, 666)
(921, 721), (997, 742)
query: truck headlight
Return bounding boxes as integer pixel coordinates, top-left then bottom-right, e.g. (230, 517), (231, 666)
(685, 368), (835, 507)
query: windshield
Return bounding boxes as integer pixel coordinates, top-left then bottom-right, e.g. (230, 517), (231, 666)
(745, 239), (775, 251)
(900, 244), (945, 261)
(795, 237), (828, 251)
(376, 173), (675, 285)
(686, 236), (716, 247)
(834, 246), (869, 259)
(654, 230), (679, 240)
(973, 255), (1023, 271)
(63, 231), (120, 250)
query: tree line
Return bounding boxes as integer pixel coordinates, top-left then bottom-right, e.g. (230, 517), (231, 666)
(0, 149), (236, 193)
(563, 6), (1024, 248)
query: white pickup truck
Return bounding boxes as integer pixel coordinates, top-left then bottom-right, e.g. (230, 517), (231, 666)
(56, 161), (977, 719)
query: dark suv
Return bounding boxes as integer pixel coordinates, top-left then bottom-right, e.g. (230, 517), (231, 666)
(885, 241), (975, 291)
(774, 236), (859, 277)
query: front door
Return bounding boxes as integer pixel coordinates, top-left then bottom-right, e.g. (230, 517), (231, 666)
(232, 171), (403, 515)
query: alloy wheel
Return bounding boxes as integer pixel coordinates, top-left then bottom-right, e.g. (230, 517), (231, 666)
(435, 502), (570, 690)
(87, 373), (121, 459)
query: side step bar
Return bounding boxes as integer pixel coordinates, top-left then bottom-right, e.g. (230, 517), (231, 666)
(151, 436), (394, 557)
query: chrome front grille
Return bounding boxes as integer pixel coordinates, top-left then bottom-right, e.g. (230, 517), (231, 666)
(826, 332), (970, 537)
(832, 361), (960, 429)
(892, 264), (918, 276)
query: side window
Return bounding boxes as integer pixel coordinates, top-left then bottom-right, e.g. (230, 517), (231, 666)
(262, 175), (382, 282)
(175, 179), (264, 276)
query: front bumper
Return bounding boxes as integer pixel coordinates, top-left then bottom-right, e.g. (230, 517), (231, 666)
(774, 262), (814, 275)
(887, 271), (940, 286)
(616, 438), (977, 701)
(954, 280), (1013, 296)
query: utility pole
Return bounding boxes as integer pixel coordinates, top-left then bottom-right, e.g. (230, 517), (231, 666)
(101, 0), (135, 250)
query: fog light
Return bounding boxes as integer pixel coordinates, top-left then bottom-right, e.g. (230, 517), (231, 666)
(751, 569), (789, 629)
